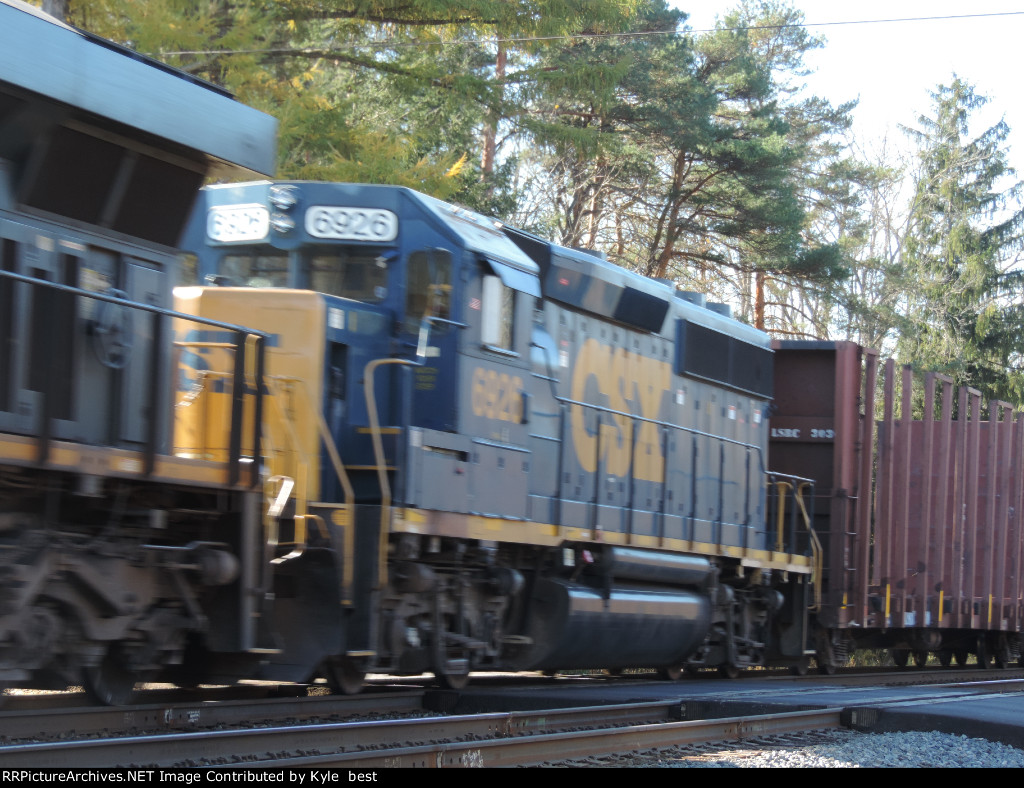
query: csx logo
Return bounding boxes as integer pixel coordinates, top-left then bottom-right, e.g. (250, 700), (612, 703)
(570, 338), (669, 483)
(471, 367), (524, 423)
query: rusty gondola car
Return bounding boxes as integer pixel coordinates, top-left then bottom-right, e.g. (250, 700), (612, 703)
(772, 341), (1024, 670)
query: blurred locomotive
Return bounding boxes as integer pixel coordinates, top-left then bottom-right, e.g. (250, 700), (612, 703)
(0, 0), (277, 703)
(0, 0), (1021, 705)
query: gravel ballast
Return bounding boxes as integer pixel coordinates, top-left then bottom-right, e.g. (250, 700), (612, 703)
(653, 730), (1024, 768)
(554, 729), (1024, 767)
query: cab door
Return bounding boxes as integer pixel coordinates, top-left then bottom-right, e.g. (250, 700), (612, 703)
(401, 248), (458, 432)
(459, 261), (538, 519)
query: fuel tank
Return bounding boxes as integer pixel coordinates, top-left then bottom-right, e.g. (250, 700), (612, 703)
(515, 578), (712, 670)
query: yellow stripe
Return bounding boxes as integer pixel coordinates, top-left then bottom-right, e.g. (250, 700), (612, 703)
(392, 507), (812, 573)
(0, 435), (241, 487)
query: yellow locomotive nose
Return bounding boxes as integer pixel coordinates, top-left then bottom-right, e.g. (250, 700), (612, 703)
(173, 286), (327, 504)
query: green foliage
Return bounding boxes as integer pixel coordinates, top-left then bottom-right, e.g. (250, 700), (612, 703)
(896, 77), (1024, 404)
(504, 0), (857, 336)
(65, 0), (643, 211)
(65, 0), (1019, 356)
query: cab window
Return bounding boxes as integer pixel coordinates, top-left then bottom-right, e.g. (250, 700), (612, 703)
(404, 250), (451, 333)
(481, 274), (515, 351)
(311, 250), (388, 302)
(219, 250), (289, 287)
(177, 252), (198, 287)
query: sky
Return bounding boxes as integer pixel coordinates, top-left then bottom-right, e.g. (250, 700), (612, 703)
(671, 1), (1024, 173)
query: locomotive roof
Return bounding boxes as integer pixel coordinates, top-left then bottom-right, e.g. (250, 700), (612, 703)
(194, 181), (541, 285)
(0, 0), (277, 177)
(413, 191), (541, 283)
(501, 224), (769, 346)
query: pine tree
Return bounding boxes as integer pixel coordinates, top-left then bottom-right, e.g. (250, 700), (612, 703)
(897, 77), (1024, 404)
(66, 0), (642, 208)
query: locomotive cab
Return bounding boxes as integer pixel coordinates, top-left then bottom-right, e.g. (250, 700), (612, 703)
(177, 182), (542, 512)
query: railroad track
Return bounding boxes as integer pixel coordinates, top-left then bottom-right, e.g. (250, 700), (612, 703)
(0, 699), (842, 768)
(4, 669), (1024, 767)
(0, 689), (428, 743)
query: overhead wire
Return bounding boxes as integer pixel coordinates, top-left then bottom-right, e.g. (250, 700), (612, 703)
(155, 10), (1024, 57)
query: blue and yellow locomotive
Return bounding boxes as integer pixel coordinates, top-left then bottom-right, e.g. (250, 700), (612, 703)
(0, 0), (815, 701)
(177, 181), (816, 689)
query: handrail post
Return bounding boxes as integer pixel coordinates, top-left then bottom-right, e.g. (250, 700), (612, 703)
(251, 335), (265, 488)
(626, 416), (636, 541)
(658, 424), (669, 545)
(364, 357), (416, 588)
(144, 309), (162, 475)
(591, 411), (603, 541)
(688, 437), (698, 543)
(555, 402), (567, 531)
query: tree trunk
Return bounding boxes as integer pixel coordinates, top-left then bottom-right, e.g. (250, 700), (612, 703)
(754, 270), (766, 330)
(480, 43), (506, 196)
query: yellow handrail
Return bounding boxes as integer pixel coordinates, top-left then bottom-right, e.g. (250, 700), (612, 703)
(261, 376), (357, 604)
(363, 357), (416, 589)
(774, 479), (823, 611)
(795, 482), (823, 612)
(265, 378), (308, 521)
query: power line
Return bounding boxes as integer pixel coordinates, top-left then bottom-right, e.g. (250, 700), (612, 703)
(155, 10), (1024, 57)
(731, 10), (1024, 33)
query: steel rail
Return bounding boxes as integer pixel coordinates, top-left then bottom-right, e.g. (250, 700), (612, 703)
(0, 690), (425, 743)
(233, 708), (846, 768)
(0, 700), (813, 768)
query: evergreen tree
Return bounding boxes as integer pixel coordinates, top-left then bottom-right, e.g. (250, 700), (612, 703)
(897, 76), (1024, 404)
(511, 0), (855, 332)
(66, 0), (642, 210)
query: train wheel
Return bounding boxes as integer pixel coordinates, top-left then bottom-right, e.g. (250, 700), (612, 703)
(975, 639), (993, 670)
(657, 666), (683, 681)
(434, 662), (470, 690)
(954, 648), (970, 667)
(891, 648), (910, 669)
(913, 650), (929, 668)
(938, 650), (953, 668)
(323, 657), (366, 695)
(993, 635), (1012, 669)
(790, 657), (810, 676)
(82, 646), (137, 706)
(718, 664), (740, 679)
(817, 661), (836, 675)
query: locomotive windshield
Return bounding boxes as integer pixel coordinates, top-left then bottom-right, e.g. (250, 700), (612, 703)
(201, 246), (390, 303)
(403, 249), (451, 332)
(310, 249), (388, 302)
(220, 250), (289, 287)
